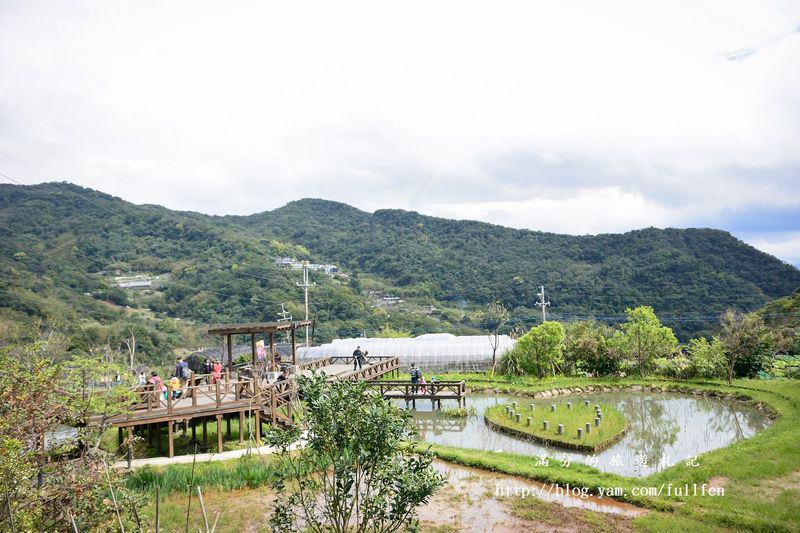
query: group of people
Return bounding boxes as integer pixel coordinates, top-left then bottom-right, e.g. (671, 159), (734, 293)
(141, 356), (224, 402)
(410, 363), (436, 394)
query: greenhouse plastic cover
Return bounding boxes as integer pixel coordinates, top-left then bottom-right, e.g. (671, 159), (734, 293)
(297, 333), (516, 372)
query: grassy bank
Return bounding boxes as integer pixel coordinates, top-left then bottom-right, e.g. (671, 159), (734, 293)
(431, 373), (800, 532)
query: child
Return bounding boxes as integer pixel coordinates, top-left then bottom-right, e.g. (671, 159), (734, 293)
(211, 359), (222, 384)
(149, 371), (167, 402)
(419, 375), (428, 395)
(169, 376), (182, 399)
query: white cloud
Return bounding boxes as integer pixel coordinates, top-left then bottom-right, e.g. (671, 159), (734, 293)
(740, 231), (800, 267)
(0, 0), (799, 263)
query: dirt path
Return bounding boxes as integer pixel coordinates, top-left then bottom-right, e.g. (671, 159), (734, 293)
(418, 460), (646, 533)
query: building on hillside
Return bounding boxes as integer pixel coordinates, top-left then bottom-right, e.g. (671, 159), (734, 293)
(297, 333), (516, 373)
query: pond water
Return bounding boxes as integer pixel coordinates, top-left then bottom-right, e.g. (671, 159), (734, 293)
(405, 392), (771, 477)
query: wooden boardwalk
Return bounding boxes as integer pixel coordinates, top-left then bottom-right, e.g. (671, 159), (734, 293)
(107, 355), (401, 459)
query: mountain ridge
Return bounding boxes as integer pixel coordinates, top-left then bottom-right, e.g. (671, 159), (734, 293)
(1, 181), (798, 354)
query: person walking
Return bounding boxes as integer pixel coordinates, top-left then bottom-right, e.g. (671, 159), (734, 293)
(148, 371), (167, 403)
(352, 346), (364, 371)
(410, 363), (421, 393)
(203, 357), (213, 380)
(211, 359), (223, 384)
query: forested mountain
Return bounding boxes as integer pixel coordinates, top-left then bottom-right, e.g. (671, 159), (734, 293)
(242, 198), (800, 334)
(1, 182), (799, 363)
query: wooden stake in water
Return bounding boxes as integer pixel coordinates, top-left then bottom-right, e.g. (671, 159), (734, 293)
(577, 428), (583, 439)
(557, 424), (564, 435)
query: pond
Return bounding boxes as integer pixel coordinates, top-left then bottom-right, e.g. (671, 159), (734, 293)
(405, 391), (772, 477)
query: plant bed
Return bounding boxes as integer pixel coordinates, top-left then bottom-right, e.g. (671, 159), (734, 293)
(484, 399), (627, 453)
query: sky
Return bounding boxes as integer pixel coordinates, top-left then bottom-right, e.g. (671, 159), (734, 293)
(1, 1), (799, 266)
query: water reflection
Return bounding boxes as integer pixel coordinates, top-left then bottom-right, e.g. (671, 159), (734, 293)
(404, 392), (771, 477)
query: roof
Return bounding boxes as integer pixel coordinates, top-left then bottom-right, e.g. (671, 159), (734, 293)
(297, 333), (515, 360)
(207, 320), (313, 336)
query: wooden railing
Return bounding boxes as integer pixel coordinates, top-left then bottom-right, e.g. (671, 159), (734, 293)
(364, 379), (466, 400)
(345, 357), (401, 381)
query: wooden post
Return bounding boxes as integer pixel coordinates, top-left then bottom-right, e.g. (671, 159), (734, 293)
(127, 426), (134, 465)
(226, 417), (231, 439)
(291, 327), (297, 366)
(203, 418), (208, 448)
(227, 334), (233, 372)
(167, 421), (174, 458)
(268, 331), (275, 370)
(239, 411), (244, 444)
(251, 333), (256, 366)
(156, 423), (162, 453)
(255, 410), (261, 446)
(216, 415), (223, 453)
(118, 426), (123, 446)
(191, 420), (197, 443)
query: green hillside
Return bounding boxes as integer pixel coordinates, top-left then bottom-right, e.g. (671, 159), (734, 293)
(242, 198), (800, 336)
(1, 182), (799, 364)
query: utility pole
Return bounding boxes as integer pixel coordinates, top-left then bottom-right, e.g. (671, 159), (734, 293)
(277, 303), (292, 323)
(535, 285), (550, 323)
(296, 261), (315, 347)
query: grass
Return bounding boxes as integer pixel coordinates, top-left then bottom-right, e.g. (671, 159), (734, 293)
(139, 486), (273, 532)
(440, 405), (476, 418)
(429, 373), (800, 532)
(484, 399), (626, 451)
(125, 454), (285, 495)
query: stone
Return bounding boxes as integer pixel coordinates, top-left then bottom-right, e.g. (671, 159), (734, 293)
(550, 404), (556, 412)
(543, 421), (549, 430)
(585, 423), (591, 433)
(515, 413), (521, 423)
(529, 404), (535, 411)
(567, 402), (572, 410)
(557, 424), (564, 435)
(577, 428), (583, 439)
(504, 406), (510, 414)
(526, 417), (532, 426)
(594, 417), (600, 427)
(512, 401), (518, 410)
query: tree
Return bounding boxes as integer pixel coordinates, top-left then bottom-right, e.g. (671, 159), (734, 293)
(686, 337), (725, 378)
(613, 306), (677, 377)
(265, 374), (444, 532)
(376, 325), (412, 338)
(483, 301), (509, 371)
(502, 321), (565, 378)
(563, 320), (618, 376)
(718, 310), (777, 384)
(0, 340), (142, 531)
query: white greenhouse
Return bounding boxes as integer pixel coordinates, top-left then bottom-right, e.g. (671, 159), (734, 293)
(297, 333), (516, 372)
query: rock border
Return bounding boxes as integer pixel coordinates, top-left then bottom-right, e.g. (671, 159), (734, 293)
(468, 382), (778, 419)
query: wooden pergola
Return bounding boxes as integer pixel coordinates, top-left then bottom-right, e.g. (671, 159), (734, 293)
(208, 320), (313, 371)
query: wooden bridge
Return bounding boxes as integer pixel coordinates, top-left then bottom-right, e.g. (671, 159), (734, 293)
(106, 321), (467, 461)
(364, 380), (467, 409)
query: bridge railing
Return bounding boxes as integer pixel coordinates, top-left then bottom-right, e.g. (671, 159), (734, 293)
(364, 379), (466, 399)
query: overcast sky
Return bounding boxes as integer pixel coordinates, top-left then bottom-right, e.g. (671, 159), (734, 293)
(1, 1), (799, 266)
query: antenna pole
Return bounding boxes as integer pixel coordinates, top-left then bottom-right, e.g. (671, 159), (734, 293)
(535, 285), (550, 323)
(296, 261), (315, 348)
